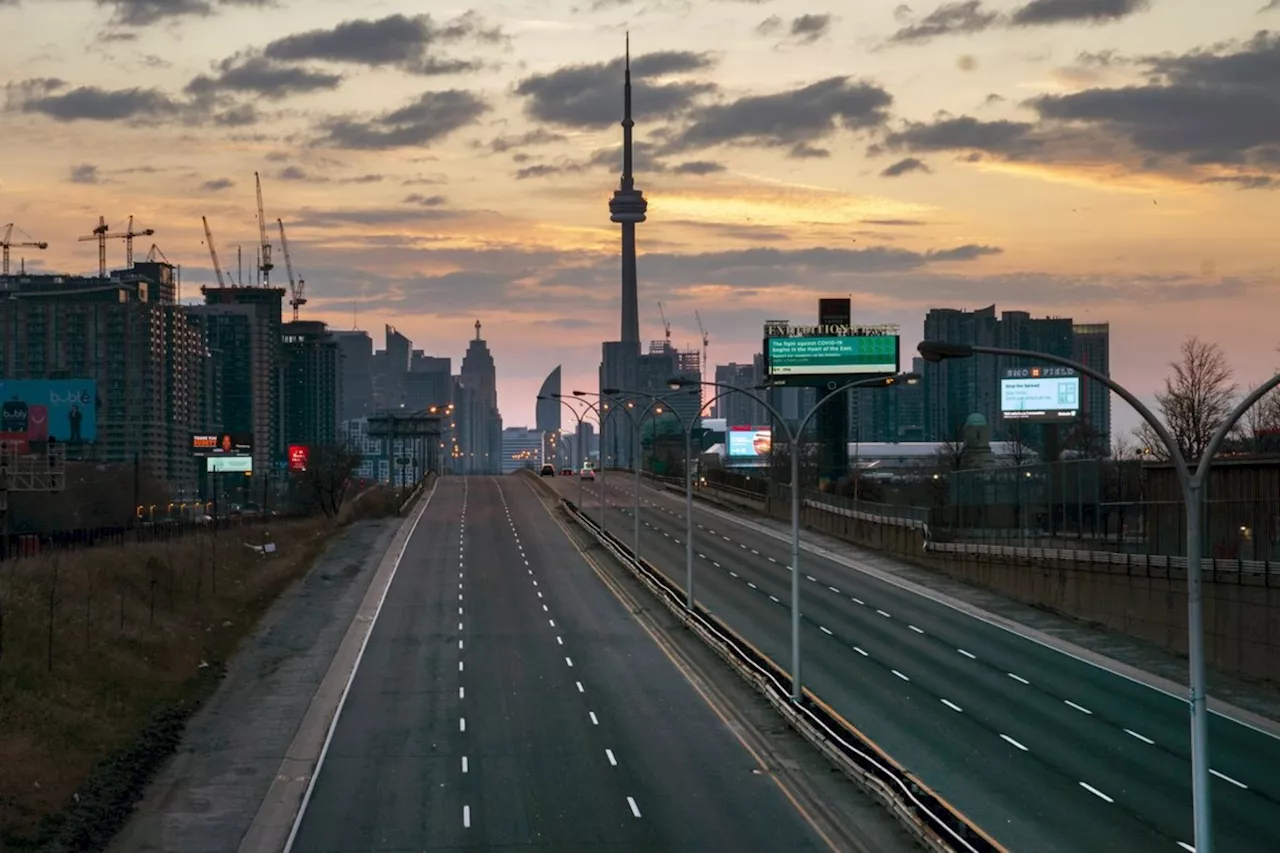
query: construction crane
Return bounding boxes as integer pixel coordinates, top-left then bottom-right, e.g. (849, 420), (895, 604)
(114, 215), (155, 268)
(277, 218), (306, 321)
(695, 310), (708, 377)
(77, 216), (112, 277)
(657, 301), (671, 344)
(144, 243), (169, 264)
(1, 223), (48, 276)
(254, 172), (274, 287)
(201, 216), (226, 287)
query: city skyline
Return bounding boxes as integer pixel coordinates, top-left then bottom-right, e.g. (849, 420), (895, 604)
(3, 1), (1279, 436)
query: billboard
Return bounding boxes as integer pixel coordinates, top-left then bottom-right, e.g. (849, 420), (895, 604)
(727, 426), (772, 458)
(288, 444), (310, 472)
(208, 455), (253, 473)
(1001, 366), (1080, 421)
(766, 335), (899, 379)
(191, 432), (253, 456)
(0, 379), (97, 453)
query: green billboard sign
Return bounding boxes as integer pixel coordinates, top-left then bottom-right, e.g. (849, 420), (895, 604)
(766, 335), (899, 377)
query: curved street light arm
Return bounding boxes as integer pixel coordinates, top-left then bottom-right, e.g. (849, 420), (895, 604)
(691, 379), (796, 443)
(795, 375), (916, 438)
(1196, 371), (1280, 481)
(961, 344), (1192, 486)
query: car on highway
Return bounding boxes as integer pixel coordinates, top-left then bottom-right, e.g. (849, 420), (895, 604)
(559, 467), (573, 476)
(579, 467), (595, 480)
(540, 463), (556, 476)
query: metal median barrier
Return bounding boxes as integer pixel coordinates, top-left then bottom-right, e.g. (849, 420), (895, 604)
(561, 497), (1002, 853)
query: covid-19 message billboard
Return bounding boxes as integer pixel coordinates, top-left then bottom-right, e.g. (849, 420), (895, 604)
(727, 426), (772, 458)
(763, 323), (899, 386)
(0, 379), (97, 453)
(1000, 366), (1080, 421)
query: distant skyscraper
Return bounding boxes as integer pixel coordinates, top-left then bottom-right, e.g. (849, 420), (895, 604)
(1072, 323), (1111, 447)
(458, 320), (502, 474)
(333, 330), (374, 420)
(282, 320), (342, 448)
(536, 366), (562, 465)
(501, 427), (543, 473)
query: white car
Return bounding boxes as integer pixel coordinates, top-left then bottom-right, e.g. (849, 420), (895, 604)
(580, 468), (596, 480)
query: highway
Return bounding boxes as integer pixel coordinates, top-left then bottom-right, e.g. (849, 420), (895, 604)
(288, 476), (837, 852)
(558, 472), (1280, 853)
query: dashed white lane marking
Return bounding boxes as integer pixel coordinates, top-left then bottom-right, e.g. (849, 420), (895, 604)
(605, 748), (618, 766)
(556, 636), (564, 645)
(909, 625), (925, 634)
(698, 553), (707, 559)
(1177, 843), (1195, 852)
(459, 661), (464, 672)
(713, 562), (721, 568)
(768, 557), (776, 563)
(460, 717), (466, 732)
(957, 648), (977, 659)
(942, 699), (963, 713)
(458, 607), (463, 615)
(462, 756), (468, 773)
(627, 796), (642, 818)
(459, 686), (465, 699)
(1000, 733), (1029, 751)
(543, 604), (549, 612)
(463, 805), (471, 828)
(458, 622), (463, 631)
(1008, 673), (1030, 685)
(820, 626), (833, 635)
(751, 548), (759, 555)
(729, 571), (738, 578)
(565, 657), (574, 667)
(1211, 768), (1248, 789)
(576, 681), (584, 693)
(806, 575), (818, 582)
(892, 669), (910, 682)
(590, 711), (599, 725)
(532, 580), (538, 586)
(853, 646), (868, 656)
(537, 591), (543, 598)
(876, 609), (892, 618)
(1065, 700), (1093, 715)
(747, 581), (757, 589)
(828, 585), (840, 593)
(722, 536), (730, 541)
(1079, 781), (1113, 803)
(459, 640), (464, 650)
(851, 597), (864, 605)
(549, 619), (556, 627)
(1124, 728), (1154, 745)
(769, 594), (780, 603)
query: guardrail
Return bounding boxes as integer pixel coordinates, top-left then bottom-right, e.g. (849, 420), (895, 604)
(561, 496), (1002, 853)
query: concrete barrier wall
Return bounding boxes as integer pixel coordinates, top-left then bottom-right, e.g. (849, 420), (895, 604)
(753, 494), (1280, 685)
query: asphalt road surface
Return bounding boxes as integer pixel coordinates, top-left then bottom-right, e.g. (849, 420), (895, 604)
(288, 476), (835, 852)
(558, 473), (1280, 853)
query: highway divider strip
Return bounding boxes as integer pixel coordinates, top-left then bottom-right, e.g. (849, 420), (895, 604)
(561, 494), (1006, 853)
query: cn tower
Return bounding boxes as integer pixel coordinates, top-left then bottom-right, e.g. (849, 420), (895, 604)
(609, 32), (647, 345)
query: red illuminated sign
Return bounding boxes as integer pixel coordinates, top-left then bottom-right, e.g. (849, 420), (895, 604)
(288, 444), (310, 472)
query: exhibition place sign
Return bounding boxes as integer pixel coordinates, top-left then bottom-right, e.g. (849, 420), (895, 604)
(763, 323), (900, 338)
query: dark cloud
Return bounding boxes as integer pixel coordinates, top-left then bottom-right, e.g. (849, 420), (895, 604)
(291, 206), (469, 228)
(404, 193), (448, 206)
(1011, 0), (1149, 26)
(278, 165), (320, 181)
(789, 142), (831, 158)
(881, 156), (932, 176)
(69, 164), (101, 184)
(790, 14), (833, 42)
(201, 177), (235, 191)
(262, 12), (501, 76)
(884, 116), (1038, 156)
(96, 0), (270, 28)
(664, 77), (892, 153)
(861, 218), (929, 226)
(1264, 0), (1280, 11)
(484, 128), (566, 153)
(672, 160), (725, 175)
(12, 82), (179, 122)
(756, 15), (782, 35)
(341, 174), (384, 184)
(1201, 175), (1275, 190)
(514, 51), (718, 129)
(316, 90), (489, 150)
(186, 55), (341, 100)
(890, 1), (999, 43)
(514, 164), (566, 180)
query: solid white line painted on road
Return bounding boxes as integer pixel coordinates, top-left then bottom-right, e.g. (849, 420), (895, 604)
(942, 699), (963, 713)
(462, 756), (468, 773)
(460, 717), (466, 733)
(892, 670), (910, 682)
(463, 805), (471, 828)
(590, 711), (599, 725)
(1008, 673), (1030, 685)
(1124, 728), (1154, 745)
(627, 796), (641, 818)
(606, 749), (617, 766)
(1079, 781), (1113, 803)
(1211, 768), (1248, 789)
(876, 609), (892, 618)
(565, 656), (574, 667)
(459, 686), (465, 699)
(1065, 700), (1093, 715)
(1000, 734), (1028, 751)
(769, 594), (780, 603)
(819, 626), (833, 635)
(854, 646), (868, 656)
(957, 648), (977, 659)
(576, 681), (584, 693)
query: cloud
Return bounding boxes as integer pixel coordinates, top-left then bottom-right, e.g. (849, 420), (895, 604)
(1011, 0), (1149, 26)
(262, 12), (502, 76)
(881, 156), (932, 176)
(201, 177), (235, 191)
(69, 163), (101, 184)
(789, 13), (834, 43)
(664, 76), (892, 153)
(514, 51), (718, 128)
(278, 165), (321, 181)
(10, 81), (179, 122)
(756, 15), (782, 35)
(96, 0), (270, 28)
(404, 193), (448, 206)
(789, 142), (831, 158)
(672, 160), (726, 175)
(890, 1), (999, 43)
(186, 55), (342, 100)
(861, 218), (929, 226)
(316, 89), (489, 150)
(1201, 175), (1275, 190)
(1263, 0), (1280, 11)
(885, 116), (1038, 156)
(291, 206), (469, 228)
(484, 128), (566, 153)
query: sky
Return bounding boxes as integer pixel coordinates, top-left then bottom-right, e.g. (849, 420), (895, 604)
(2, 0), (1279, 439)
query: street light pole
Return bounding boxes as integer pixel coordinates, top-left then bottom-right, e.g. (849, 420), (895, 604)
(918, 340), (1280, 853)
(669, 373), (918, 700)
(542, 394), (594, 510)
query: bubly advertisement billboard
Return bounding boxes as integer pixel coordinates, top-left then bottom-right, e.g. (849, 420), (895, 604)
(0, 379), (97, 453)
(727, 426), (772, 458)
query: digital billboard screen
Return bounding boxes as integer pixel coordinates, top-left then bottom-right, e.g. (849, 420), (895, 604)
(191, 432), (253, 456)
(0, 379), (97, 453)
(766, 335), (899, 378)
(727, 426), (772, 458)
(207, 455), (253, 473)
(1001, 370), (1080, 421)
(288, 444), (310, 472)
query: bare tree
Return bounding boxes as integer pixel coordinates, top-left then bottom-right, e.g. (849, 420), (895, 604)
(998, 418), (1034, 467)
(1111, 431), (1135, 461)
(1134, 336), (1237, 462)
(1064, 419), (1109, 459)
(297, 443), (363, 518)
(936, 420), (971, 471)
(1236, 381), (1280, 453)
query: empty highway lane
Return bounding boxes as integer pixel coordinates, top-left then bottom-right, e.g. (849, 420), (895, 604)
(561, 475), (1280, 853)
(287, 476), (834, 852)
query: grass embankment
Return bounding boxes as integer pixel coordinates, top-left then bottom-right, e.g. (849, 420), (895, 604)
(0, 486), (404, 851)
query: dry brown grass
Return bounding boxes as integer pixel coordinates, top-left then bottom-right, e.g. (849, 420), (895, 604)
(0, 516), (341, 850)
